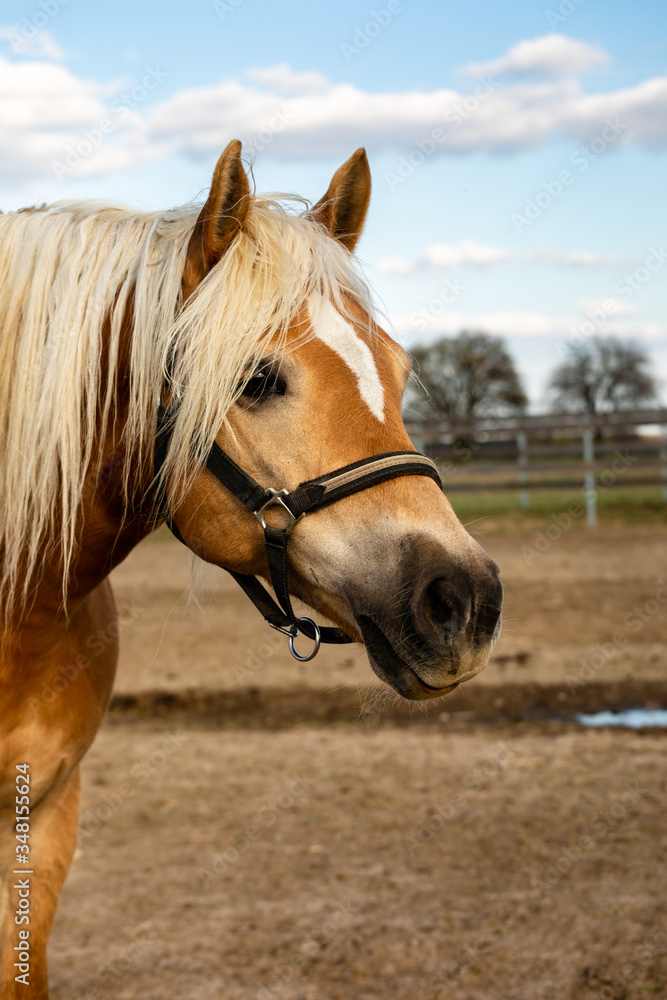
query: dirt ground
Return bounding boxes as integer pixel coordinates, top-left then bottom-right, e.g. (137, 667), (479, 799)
(48, 523), (667, 1000)
(109, 523), (667, 695)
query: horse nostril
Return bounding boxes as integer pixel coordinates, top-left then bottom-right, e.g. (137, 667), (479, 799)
(475, 576), (504, 641)
(411, 561), (503, 656)
(420, 577), (471, 644)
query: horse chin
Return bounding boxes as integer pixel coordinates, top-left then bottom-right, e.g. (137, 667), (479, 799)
(356, 614), (461, 702)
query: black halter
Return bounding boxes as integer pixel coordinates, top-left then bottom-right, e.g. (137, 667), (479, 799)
(154, 401), (442, 661)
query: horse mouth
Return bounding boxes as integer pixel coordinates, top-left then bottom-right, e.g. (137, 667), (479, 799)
(355, 614), (459, 701)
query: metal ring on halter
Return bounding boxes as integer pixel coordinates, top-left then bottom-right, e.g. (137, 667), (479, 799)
(254, 488), (303, 536)
(288, 617), (321, 662)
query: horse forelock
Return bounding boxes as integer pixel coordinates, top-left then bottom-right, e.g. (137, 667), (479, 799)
(0, 193), (376, 619)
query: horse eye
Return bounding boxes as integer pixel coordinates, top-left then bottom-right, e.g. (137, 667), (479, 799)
(240, 368), (286, 401)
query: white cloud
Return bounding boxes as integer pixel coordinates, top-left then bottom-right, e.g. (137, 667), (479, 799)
(379, 240), (512, 275)
(2, 34), (667, 186)
(424, 240), (512, 269)
(579, 298), (639, 317)
(0, 25), (64, 60)
(528, 247), (640, 268)
(0, 56), (170, 182)
(463, 33), (610, 80)
(0, 56), (108, 178)
(393, 309), (574, 343)
(145, 78), (466, 160)
(390, 308), (667, 347)
(141, 46), (667, 162)
(377, 255), (414, 276)
(244, 63), (328, 95)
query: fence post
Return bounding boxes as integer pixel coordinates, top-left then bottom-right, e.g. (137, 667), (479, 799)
(517, 431), (530, 510)
(582, 426), (597, 528)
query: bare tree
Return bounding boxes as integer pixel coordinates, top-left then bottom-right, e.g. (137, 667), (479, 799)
(548, 338), (657, 415)
(409, 331), (528, 421)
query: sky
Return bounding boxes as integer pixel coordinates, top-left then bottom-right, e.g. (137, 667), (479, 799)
(1, 0), (666, 408)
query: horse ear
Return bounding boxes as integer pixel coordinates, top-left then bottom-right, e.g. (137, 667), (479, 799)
(310, 148), (371, 252)
(184, 139), (251, 293)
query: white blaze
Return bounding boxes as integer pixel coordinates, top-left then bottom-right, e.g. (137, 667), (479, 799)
(309, 297), (385, 422)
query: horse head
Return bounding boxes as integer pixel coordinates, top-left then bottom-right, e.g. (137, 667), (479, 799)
(158, 140), (502, 700)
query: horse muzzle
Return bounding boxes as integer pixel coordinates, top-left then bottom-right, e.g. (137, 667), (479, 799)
(352, 551), (503, 701)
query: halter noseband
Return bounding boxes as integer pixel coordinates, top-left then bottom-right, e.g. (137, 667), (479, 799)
(154, 401), (442, 661)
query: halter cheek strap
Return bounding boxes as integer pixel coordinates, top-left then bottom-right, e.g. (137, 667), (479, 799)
(154, 402), (442, 661)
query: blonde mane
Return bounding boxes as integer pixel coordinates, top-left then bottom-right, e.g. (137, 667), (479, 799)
(0, 194), (374, 619)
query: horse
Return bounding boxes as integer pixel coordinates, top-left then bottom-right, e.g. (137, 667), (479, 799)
(0, 140), (503, 998)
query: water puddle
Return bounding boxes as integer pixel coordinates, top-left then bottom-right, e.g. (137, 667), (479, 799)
(576, 708), (667, 729)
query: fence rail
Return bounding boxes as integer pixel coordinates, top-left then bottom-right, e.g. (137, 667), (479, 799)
(404, 407), (667, 438)
(404, 408), (667, 526)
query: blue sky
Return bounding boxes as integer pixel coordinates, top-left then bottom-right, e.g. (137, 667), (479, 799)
(1, 0), (666, 407)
